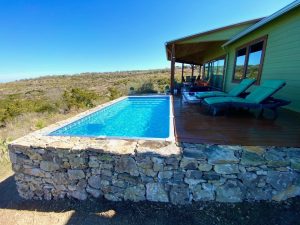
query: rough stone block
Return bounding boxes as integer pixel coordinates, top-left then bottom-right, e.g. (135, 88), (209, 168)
(146, 183), (169, 202)
(192, 184), (215, 201)
(198, 163), (212, 172)
(240, 151), (265, 166)
(88, 175), (101, 189)
(115, 156), (139, 176)
(207, 147), (239, 164)
(180, 157), (198, 170)
(124, 185), (146, 202)
(71, 190), (88, 200)
(216, 183), (243, 202)
(214, 164), (239, 174)
(170, 185), (190, 204)
(68, 169), (85, 180)
(40, 161), (60, 172)
(266, 171), (296, 191)
(265, 149), (289, 167)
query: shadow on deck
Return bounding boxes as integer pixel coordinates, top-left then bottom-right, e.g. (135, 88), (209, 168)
(173, 96), (300, 147)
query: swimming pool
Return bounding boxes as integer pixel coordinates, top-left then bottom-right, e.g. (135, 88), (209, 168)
(49, 96), (174, 140)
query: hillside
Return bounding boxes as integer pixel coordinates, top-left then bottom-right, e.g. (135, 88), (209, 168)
(0, 68), (187, 166)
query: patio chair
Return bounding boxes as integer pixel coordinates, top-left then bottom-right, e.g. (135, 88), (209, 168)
(203, 80), (290, 119)
(194, 78), (256, 100)
(185, 76), (191, 82)
(182, 78), (255, 104)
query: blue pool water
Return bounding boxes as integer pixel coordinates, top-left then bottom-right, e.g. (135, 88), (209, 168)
(49, 96), (171, 139)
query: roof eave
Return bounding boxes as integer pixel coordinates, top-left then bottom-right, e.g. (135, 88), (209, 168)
(165, 17), (264, 45)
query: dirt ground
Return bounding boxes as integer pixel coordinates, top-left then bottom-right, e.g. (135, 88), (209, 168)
(0, 170), (300, 225)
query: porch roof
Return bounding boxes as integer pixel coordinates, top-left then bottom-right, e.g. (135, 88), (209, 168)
(165, 18), (262, 65)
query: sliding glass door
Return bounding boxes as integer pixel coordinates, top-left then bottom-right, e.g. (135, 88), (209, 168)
(203, 57), (225, 90)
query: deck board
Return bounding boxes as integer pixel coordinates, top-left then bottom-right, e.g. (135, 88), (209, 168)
(173, 96), (300, 147)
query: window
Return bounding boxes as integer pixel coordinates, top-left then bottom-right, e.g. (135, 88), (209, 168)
(216, 59), (225, 76)
(203, 63), (209, 81)
(202, 57), (226, 90)
(234, 48), (247, 80)
(233, 37), (267, 83)
(246, 41), (264, 79)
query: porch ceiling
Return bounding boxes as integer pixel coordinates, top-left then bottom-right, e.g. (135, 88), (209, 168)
(165, 40), (226, 65)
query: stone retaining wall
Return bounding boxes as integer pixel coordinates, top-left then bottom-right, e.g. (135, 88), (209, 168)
(9, 139), (300, 204)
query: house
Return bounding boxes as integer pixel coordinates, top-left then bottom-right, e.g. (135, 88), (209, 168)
(165, 0), (300, 112)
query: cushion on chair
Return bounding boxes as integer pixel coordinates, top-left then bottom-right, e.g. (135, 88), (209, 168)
(195, 91), (228, 99)
(245, 80), (286, 104)
(204, 96), (249, 105)
(227, 78), (256, 96)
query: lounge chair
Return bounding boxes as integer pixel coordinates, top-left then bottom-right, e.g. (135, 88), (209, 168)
(195, 78), (256, 99)
(203, 80), (290, 119)
(182, 78), (255, 104)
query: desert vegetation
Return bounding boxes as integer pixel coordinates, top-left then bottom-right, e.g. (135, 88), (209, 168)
(0, 68), (185, 165)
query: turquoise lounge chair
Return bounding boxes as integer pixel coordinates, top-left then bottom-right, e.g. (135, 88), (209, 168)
(203, 80), (290, 119)
(195, 78), (256, 100)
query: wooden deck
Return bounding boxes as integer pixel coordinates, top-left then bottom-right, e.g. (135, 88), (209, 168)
(173, 96), (300, 147)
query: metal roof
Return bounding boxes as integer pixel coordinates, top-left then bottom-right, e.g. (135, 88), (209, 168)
(165, 18), (263, 45)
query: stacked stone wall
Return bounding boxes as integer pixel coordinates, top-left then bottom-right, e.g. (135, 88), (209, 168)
(9, 141), (300, 204)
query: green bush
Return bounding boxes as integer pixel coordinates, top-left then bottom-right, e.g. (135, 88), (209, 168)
(0, 98), (28, 123)
(137, 81), (157, 94)
(34, 101), (57, 113)
(0, 95), (58, 125)
(0, 138), (9, 163)
(62, 88), (99, 110)
(108, 87), (122, 100)
(35, 120), (46, 129)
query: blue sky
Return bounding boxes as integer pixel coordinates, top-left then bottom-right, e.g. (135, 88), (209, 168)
(0, 0), (294, 82)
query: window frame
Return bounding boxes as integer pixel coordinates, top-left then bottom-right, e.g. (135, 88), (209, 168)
(232, 35), (268, 85)
(202, 55), (226, 90)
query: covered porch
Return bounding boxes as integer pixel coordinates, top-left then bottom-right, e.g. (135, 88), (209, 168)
(165, 18), (262, 94)
(166, 18), (300, 147)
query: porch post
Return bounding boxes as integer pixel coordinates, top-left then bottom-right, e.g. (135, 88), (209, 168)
(181, 63), (184, 83)
(170, 44), (176, 95)
(191, 64), (194, 77)
(199, 64), (202, 76)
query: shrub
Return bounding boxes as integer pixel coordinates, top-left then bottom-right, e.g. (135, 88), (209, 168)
(62, 88), (99, 110)
(107, 87), (122, 100)
(35, 120), (46, 129)
(0, 95), (58, 125)
(34, 101), (57, 113)
(137, 81), (157, 94)
(0, 138), (9, 163)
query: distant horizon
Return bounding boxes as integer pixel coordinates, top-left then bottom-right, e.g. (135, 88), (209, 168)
(0, 67), (172, 83)
(0, 0), (293, 83)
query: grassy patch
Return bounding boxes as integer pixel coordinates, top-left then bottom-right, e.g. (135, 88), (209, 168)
(0, 138), (12, 179)
(0, 138), (9, 162)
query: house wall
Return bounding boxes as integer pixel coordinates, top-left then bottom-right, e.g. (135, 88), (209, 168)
(223, 7), (300, 112)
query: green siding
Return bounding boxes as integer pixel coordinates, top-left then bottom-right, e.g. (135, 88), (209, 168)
(224, 7), (300, 112)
